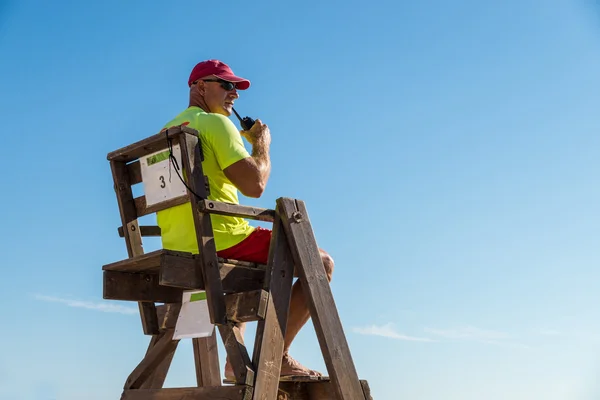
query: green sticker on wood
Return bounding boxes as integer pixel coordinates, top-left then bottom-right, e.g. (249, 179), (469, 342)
(146, 150), (170, 166)
(190, 292), (207, 302)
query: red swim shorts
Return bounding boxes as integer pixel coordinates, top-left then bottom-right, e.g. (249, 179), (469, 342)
(216, 227), (272, 264)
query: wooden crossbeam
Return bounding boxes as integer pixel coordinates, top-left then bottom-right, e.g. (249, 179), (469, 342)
(154, 290), (268, 327)
(107, 125), (197, 163)
(198, 199), (275, 222)
(160, 260), (265, 293)
(103, 271), (182, 303)
(278, 380), (373, 400)
(118, 225), (162, 237)
(121, 386), (252, 400)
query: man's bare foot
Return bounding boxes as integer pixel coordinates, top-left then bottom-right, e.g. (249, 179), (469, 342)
(223, 353), (322, 380)
(280, 352), (322, 377)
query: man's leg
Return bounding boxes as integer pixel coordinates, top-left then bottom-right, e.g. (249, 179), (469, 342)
(219, 229), (335, 377)
(279, 249), (334, 376)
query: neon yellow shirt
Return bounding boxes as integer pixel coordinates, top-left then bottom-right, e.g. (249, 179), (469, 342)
(156, 107), (255, 252)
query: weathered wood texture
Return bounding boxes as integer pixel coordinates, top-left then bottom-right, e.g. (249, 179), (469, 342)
(278, 197), (365, 400)
(140, 334), (177, 389)
(110, 160), (158, 335)
(277, 380), (372, 400)
(252, 215), (295, 400)
(107, 125), (197, 162)
(103, 249), (178, 272)
(103, 270), (182, 303)
(121, 386), (252, 400)
(179, 134), (226, 325)
(160, 258), (266, 293)
(124, 329), (180, 390)
(198, 199), (275, 222)
(153, 291), (268, 327)
(193, 332), (221, 387)
(118, 225), (162, 237)
(134, 194), (190, 217)
(218, 324), (255, 386)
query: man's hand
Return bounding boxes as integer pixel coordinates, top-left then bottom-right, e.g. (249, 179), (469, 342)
(241, 119), (271, 147)
(224, 119), (272, 198)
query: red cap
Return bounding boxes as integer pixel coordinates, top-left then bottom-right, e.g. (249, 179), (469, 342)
(188, 59), (251, 90)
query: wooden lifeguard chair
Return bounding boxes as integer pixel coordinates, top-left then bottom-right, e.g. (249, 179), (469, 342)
(102, 125), (373, 399)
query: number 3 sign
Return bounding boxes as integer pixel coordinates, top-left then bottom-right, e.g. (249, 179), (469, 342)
(139, 144), (188, 207)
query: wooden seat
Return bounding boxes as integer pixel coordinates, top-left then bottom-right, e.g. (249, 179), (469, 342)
(102, 125), (372, 399)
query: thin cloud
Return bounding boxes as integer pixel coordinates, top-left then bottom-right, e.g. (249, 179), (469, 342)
(353, 323), (435, 342)
(33, 294), (138, 315)
(424, 326), (509, 341)
(425, 326), (530, 349)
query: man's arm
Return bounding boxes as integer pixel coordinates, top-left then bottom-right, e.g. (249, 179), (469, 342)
(224, 119), (271, 198)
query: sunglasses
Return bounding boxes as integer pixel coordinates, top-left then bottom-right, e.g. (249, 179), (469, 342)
(201, 78), (238, 91)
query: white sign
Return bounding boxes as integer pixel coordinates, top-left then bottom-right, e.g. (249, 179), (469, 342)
(173, 290), (215, 340)
(139, 144), (188, 207)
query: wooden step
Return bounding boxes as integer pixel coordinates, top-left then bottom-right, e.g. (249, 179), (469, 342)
(119, 379), (372, 400)
(121, 385), (251, 400)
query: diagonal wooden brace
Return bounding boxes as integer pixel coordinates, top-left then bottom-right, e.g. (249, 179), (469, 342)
(124, 329), (180, 390)
(278, 197), (366, 400)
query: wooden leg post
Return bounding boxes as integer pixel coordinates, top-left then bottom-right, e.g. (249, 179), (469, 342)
(193, 331), (221, 387)
(278, 197), (366, 400)
(251, 213), (295, 400)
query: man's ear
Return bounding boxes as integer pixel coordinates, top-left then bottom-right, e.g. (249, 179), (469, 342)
(196, 81), (206, 96)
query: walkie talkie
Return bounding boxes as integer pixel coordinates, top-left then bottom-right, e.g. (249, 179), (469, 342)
(232, 108), (255, 131)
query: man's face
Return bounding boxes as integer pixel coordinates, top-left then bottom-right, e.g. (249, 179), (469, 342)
(200, 77), (239, 116)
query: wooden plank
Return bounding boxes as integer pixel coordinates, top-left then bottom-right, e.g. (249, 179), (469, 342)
(110, 160), (158, 335)
(140, 334), (177, 389)
(278, 197), (365, 400)
(226, 289), (268, 323)
(127, 160), (143, 185)
(156, 291), (268, 329)
(124, 329), (180, 389)
(277, 380), (372, 400)
(160, 259), (265, 293)
(107, 125), (198, 162)
(218, 324), (255, 386)
(198, 199), (275, 222)
(134, 194), (190, 217)
(179, 135), (226, 325)
(103, 271), (183, 303)
(252, 215), (295, 400)
(193, 331), (221, 387)
(121, 386), (252, 400)
(119, 225), (162, 237)
(102, 249), (194, 272)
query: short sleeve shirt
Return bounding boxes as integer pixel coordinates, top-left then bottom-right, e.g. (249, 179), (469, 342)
(156, 107), (255, 252)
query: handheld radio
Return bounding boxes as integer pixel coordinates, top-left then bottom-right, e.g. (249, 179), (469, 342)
(232, 108), (256, 131)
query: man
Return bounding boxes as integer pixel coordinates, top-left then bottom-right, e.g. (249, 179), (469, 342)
(156, 60), (334, 379)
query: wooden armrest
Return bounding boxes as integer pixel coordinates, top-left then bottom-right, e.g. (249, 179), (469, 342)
(198, 199), (275, 222)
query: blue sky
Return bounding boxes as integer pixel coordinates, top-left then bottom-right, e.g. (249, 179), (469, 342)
(1, 0), (600, 399)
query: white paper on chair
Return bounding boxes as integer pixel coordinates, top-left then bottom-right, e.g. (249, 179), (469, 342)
(173, 290), (215, 340)
(139, 144), (187, 207)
